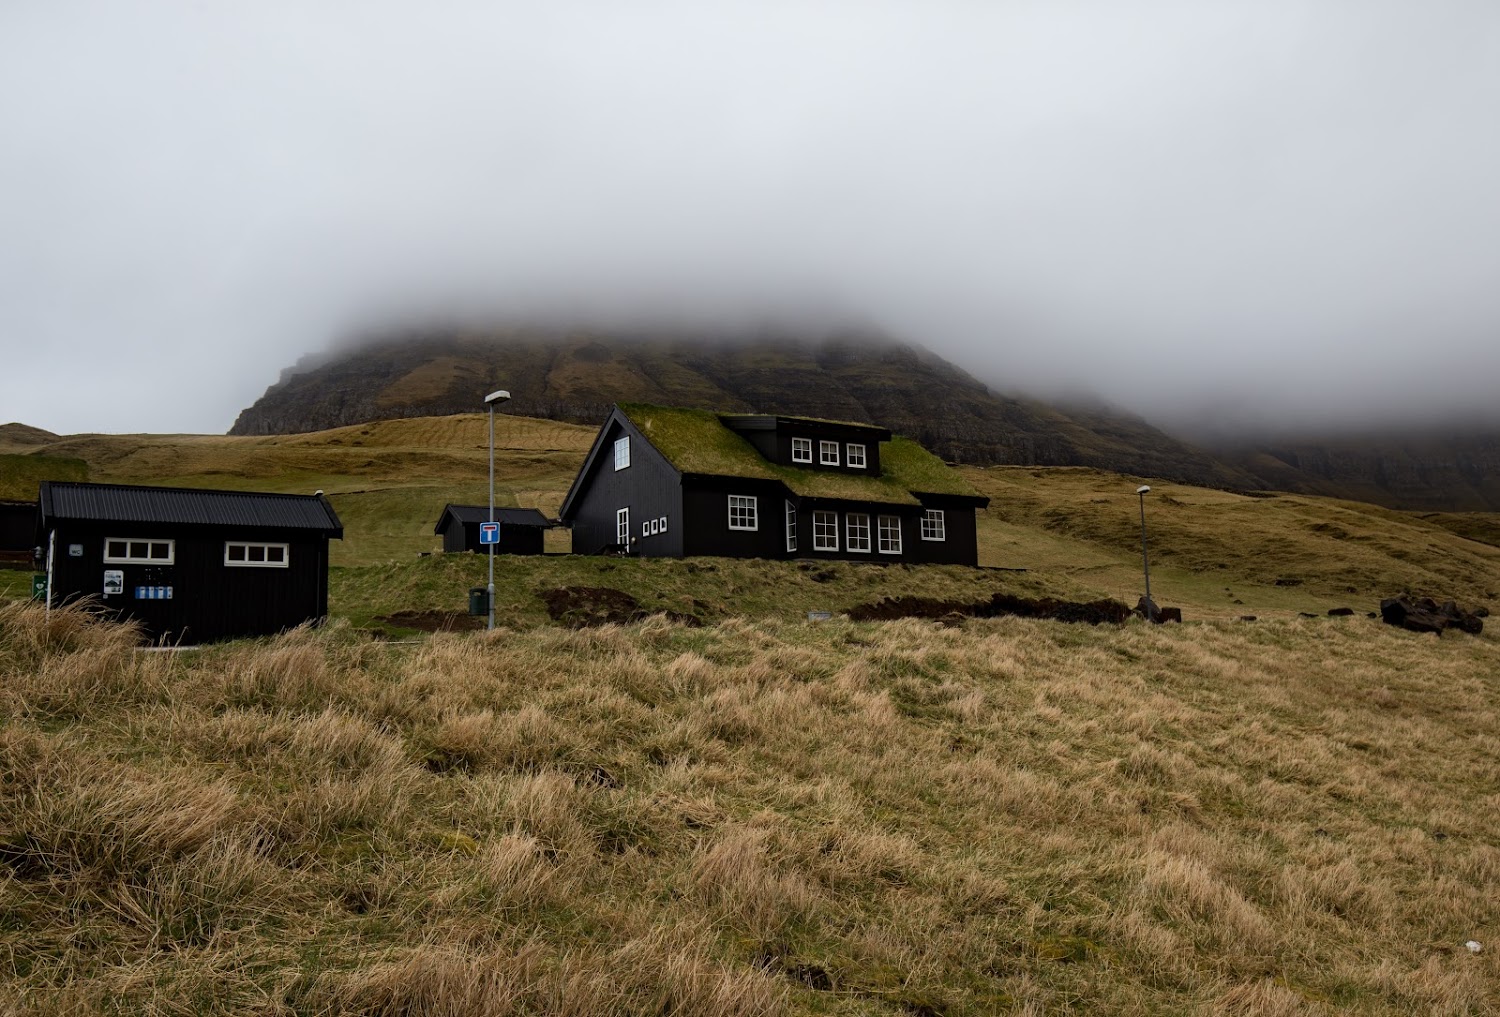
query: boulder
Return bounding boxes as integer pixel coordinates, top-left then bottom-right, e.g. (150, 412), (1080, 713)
(1379, 596), (1484, 636)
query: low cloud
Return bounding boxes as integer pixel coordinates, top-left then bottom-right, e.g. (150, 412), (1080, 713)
(3, 1), (1498, 435)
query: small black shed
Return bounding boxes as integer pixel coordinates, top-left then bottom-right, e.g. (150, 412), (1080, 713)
(434, 505), (552, 555)
(38, 481), (343, 643)
(0, 499), (37, 564)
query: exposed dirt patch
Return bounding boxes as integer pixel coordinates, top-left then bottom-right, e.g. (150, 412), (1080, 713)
(377, 610), (482, 632)
(538, 586), (704, 628)
(847, 592), (1131, 625)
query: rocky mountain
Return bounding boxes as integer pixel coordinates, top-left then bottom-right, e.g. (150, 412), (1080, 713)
(230, 327), (1255, 489)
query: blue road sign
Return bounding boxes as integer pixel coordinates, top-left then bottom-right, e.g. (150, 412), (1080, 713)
(479, 522), (500, 545)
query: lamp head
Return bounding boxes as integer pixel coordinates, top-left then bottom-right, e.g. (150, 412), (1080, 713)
(1136, 485), (1151, 495)
(484, 389), (511, 406)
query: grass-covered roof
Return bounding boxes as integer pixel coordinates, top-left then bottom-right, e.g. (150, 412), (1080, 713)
(619, 403), (982, 506)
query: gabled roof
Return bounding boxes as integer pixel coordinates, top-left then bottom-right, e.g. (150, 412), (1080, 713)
(616, 403), (985, 506)
(435, 504), (553, 533)
(38, 482), (343, 536)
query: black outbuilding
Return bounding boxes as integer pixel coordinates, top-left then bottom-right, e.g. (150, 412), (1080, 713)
(38, 481), (343, 643)
(433, 505), (553, 555)
(0, 499), (37, 565)
(559, 403), (990, 565)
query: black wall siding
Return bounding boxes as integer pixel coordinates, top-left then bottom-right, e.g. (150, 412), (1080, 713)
(46, 522), (332, 642)
(681, 478), (786, 559)
(0, 501), (36, 554)
(569, 413), (684, 557)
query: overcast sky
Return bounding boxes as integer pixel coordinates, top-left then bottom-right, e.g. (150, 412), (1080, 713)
(3, 1), (1499, 437)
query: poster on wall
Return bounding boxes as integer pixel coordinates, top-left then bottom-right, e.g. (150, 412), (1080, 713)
(103, 570), (124, 596)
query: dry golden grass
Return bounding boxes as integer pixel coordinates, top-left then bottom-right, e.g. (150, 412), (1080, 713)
(2, 601), (1496, 1015)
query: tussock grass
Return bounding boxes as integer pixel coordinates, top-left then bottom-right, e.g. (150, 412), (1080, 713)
(2, 602), (1496, 1014)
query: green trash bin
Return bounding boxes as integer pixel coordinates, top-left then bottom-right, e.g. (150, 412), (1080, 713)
(469, 587), (490, 616)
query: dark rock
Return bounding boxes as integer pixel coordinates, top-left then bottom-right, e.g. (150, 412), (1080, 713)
(1328, 607), (1355, 617)
(1299, 612), (1319, 618)
(1275, 578), (1303, 587)
(1379, 596), (1484, 636)
(811, 569), (838, 583)
(1158, 607), (1183, 623)
(1238, 615), (1257, 622)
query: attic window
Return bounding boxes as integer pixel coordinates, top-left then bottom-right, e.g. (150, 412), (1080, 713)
(225, 541), (289, 568)
(819, 441), (840, 466)
(104, 538), (174, 565)
(846, 443), (866, 469)
(613, 436), (630, 471)
(792, 437), (813, 463)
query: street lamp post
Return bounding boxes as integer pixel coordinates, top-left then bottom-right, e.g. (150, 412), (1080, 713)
(1136, 485), (1152, 609)
(485, 389), (511, 631)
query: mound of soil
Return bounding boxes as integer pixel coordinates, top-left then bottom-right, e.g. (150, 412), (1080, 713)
(847, 592), (1131, 626)
(378, 610), (482, 632)
(1379, 596), (1484, 636)
(538, 586), (703, 628)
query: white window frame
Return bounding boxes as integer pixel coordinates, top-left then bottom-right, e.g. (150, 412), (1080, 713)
(642, 520), (651, 538)
(616, 507), (630, 546)
(104, 537), (175, 565)
(819, 440), (840, 466)
(791, 437), (813, 463)
(728, 495), (758, 531)
(613, 435), (630, 471)
(658, 516), (667, 532)
(225, 540), (290, 568)
(813, 510), (839, 551)
(845, 512), (871, 553)
(846, 443), (867, 469)
(785, 500), (797, 553)
(878, 515), (903, 555)
(921, 509), (946, 541)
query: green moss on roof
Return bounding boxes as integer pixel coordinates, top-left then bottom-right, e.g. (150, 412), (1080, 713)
(618, 403), (980, 506)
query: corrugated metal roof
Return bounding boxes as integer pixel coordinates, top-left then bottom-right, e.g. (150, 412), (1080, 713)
(39, 482), (343, 535)
(439, 505), (553, 527)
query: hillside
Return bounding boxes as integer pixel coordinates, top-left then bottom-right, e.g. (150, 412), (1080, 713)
(229, 329), (1255, 491)
(2, 413), (1498, 1012)
(1214, 431), (1500, 513)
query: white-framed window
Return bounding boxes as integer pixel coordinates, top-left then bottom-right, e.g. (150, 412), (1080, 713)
(819, 440), (840, 466)
(921, 509), (946, 541)
(658, 516), (667, 532)
(878, 515), (903, 555)
(104, 538), (174, 565)
(650, 518), (661, 535)
(845, 513), (871, 552)
(813, 510), (839, 551)
(616, 507), (630, 546)
(791, 437), (813, 463)
(225, 541), (289, 568)
(846, 443), (867, 469)
(613, 435), (630, 471)
(642, 520), (650, 537)
(728, 495), (758, 531)
(785, 500), (797, 552)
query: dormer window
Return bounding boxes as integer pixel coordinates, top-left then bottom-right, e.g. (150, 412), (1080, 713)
(613, 436), (630, 470)
(846, 443), (866, 469)
(792, 437), (812, 463)
(819, 441), (840, 466)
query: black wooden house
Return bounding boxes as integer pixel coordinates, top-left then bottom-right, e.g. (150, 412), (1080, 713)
(559, 404), (989, 564)
(38, 481), (343, 643)
(434, 505), (552, 555)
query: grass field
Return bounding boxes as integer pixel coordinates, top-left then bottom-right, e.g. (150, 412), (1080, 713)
(1, 412), (1496, 1013)
(1, 601), (1496, 1014)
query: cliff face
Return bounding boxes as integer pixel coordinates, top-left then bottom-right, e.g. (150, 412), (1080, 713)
(230, 328), (1254, 489)
(1217, 434), (1500, 512)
